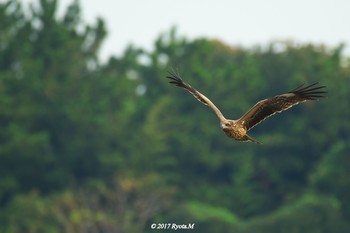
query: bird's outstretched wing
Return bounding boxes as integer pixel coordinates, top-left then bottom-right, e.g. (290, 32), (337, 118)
(166, 70), (226, 121)
(238, 83), (327, 131)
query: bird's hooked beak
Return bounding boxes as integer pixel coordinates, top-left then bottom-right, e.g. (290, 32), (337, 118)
(220, 122), (229, 129)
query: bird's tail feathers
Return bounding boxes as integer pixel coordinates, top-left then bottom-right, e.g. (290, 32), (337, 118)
(244, 134), (262, 144)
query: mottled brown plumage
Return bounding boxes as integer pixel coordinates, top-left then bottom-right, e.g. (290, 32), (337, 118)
(166, 70), (326, 144)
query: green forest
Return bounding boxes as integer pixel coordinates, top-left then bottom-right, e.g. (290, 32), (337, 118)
(1, 0), (350, 232)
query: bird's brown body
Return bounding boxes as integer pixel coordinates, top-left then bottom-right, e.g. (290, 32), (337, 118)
(166, 70), (326, 144)
(221, 120), (258, 143)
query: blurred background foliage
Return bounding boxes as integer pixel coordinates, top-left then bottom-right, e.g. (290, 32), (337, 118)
(0, 0), (350, 232)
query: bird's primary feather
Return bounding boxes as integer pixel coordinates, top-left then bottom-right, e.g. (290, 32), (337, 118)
(166, 70), (208, 105)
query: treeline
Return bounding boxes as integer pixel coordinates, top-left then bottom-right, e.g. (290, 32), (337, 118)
(0, 0), (350, 232)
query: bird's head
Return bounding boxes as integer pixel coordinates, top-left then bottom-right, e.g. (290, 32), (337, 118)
(220, 120), (234, 130)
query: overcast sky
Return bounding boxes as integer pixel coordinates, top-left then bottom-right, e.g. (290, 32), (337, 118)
(22, 0), (350, 62)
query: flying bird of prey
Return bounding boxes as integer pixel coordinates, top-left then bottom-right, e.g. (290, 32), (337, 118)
(166, 70), (326, 144)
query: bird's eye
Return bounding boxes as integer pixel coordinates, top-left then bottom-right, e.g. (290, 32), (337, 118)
(225, 123), (230, 126)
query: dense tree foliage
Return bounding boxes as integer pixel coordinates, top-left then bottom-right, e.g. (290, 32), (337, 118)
(0, 0), (349, 232)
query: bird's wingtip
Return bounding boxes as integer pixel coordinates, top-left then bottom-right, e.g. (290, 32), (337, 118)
(166, 68), (185, 87)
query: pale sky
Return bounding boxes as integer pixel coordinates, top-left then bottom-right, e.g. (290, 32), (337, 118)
(21, 0), (350, 62)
